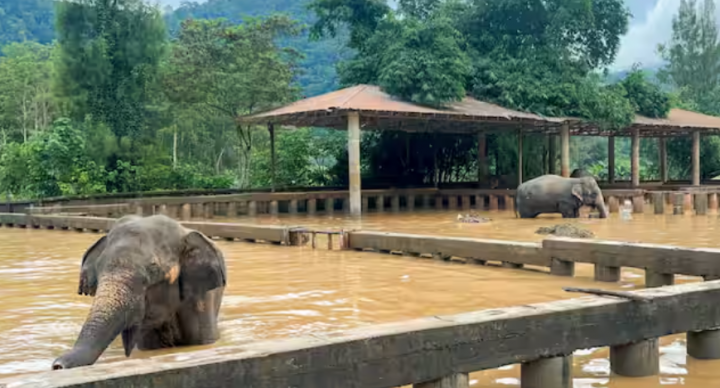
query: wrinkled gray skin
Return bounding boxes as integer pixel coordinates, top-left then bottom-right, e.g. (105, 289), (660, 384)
(52, 214), (227, 370)
(516, 174), (609, 219)
(570, 168), (594, 179)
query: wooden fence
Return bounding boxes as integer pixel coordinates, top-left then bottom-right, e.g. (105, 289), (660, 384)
(3, 280), (720, 388)
(17, 187), (720, 218)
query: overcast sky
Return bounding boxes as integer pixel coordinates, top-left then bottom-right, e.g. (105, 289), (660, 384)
(155, 0), (692, 71)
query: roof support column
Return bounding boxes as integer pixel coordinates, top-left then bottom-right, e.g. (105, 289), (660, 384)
(477, 133), (488, 185)
(268, 123), (276, 192)
(517, 130), (523, 185)
(547, 134), (555, 175)
(348, 111), (362, 216)
(560, 123), (570, 177)
(608, 135), (615, 184)
(659, 137), (667, 183)
(692, 130), (700, 186)
(631, 128), (640, 187)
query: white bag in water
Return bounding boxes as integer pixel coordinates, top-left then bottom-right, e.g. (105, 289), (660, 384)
(620, 199), (633, 221)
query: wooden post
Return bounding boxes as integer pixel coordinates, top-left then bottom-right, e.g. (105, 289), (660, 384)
(489, 195), (498, 211)
(608, 135), (615, 184)
(307, 199), (317, 215)
(477, 133), (487, 185)
(692, 130), (701, 186)
(227, 202), (237, 218)
(561, 123), (570, 177)
(631, 128), (640, 187)
(348, 111), (362, 216)
(475, 195), (484, 210)
(684, 193), (693, 214)
(461, 195), (470, 210)
(435, 195), (443, 210)
(659, 137), (668, 183)
(653, 193), (664, 214)
(269, 123), (276, 193)
(448, 195), (458, 210)
(181, 204), (191, 221)
(204, 203), (214, 219)
(610, 339), (659, 377)
(289, 199), (298, 215)
(695, 193), (708, 215)
(248, 201), (257, 216)
(517, 130), (524, 184)
(391, 195), (400, 212)
(608, 196), (619, 213)
(505, 195), (514, 212)
(521, 356), (572, 388)
(407, 194), (415, 212)
(673, 193), (684, 215)
(632, 195), (644, 214)
(711, 193), (719, 213)
(361, 196), (369, 213)
(376, 195), (385, 212)
(269, 201), (279, 216)
(548, 134), (556, 175)
(325, 198), (334, 215)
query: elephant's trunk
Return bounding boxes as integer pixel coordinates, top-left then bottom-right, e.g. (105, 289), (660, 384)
(52, 271), (144, 370)
(596, 196), (609, 218)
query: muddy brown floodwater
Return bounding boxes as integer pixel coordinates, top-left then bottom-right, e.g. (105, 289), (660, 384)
(2, 210), (720, 387)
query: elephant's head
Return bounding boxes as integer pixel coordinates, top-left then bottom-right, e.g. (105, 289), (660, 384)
(572, 177), (608, 218)
(51, 216), (226, 370)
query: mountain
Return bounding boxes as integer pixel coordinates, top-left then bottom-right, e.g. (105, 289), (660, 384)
(0, 0), (55, 46)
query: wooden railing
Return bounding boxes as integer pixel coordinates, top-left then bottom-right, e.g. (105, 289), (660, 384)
(3, 281), (720, 387)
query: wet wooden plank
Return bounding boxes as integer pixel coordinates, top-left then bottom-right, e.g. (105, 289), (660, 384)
(347, 231), (547, 266)
(5, 281), (720, 388)
(543, 237), (720, 277)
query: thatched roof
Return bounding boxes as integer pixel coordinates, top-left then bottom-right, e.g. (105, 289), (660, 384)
(240, 84), (720, 137)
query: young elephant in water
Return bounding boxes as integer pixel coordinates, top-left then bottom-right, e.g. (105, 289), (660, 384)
(52, 214), (227, 370)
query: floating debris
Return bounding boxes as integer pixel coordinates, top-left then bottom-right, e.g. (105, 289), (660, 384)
(535, 223), (594, 238)
(457, 213), (492, 223)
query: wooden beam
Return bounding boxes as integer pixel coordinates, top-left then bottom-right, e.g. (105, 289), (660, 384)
(561, 124), (570, 177)
(348, 112), (362, 216)
(6, 281), (720, 388)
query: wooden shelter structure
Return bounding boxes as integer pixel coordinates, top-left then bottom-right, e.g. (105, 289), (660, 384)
(240, 84), (720, 216)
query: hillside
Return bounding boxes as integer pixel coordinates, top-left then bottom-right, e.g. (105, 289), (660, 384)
(0, 0), (55, 46)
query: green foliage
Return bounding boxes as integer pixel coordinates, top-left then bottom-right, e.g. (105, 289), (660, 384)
(0, 0), (55, 46)
(619, 66), (672, 118)
(53, 0), (167, 141)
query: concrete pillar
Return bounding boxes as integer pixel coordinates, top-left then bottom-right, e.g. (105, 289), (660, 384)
(345, 112), (363, 218)
(610, 339), (659, 377)
(307, 199), (317, 215)
(561, 124), (570, 177)
(695, 193), (708, 215)
(342, 197), (350, 213)
(435, 196), (443, 210)
(632, 195), (644, 214)
(377, 195), (385, 212)
(422, 194), (431, 209)
(548, 135), (556, 175)
(391, 195), (400, 212)
(325, 198), (334, 214)
(181, 204), (191, 221)
(518, 130), (524, 184)
(659, 137), (667, 183)
(594, 265), (621, 282)
(268, 201), (278, 216)
(269, 124), (276, 192)
(407, 195), (415, 211)
(158, 204), (168, 216)
(521, 356), (572, 388)
(653, 193), (664, 214)
(248, 201), (257, 216)
(478, 133), (488, 184)
(684, 193), (693, 213)
(711, 193), (719, 213)
(673, 193), (684, 215)
(448, 196), (458, 210)
(551, 258), (575, 277)
(645, 270), (674, 288)
(414, 373), (469, 388)
(204, 203), (214, 219)
(361, 197), (369, 213)
(489, 195), (498, 211)
(475, 195), (484, 210)
(505, 195), (514, 212)
(608, 135), (615, 184)
(631, 128), (640, 187)
(608, 196), (619, 213)
(461, 195), (470, 210)
(688, 329), (720, 359)
(692, 130), (700, 186)
(135, 204), (143, 216)
(289, 199), (298, 215)
(227, 202), (237, 218)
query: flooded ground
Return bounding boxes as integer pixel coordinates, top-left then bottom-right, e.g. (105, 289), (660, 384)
(1, 210), (720, 387)
(222, 208), (720, 247)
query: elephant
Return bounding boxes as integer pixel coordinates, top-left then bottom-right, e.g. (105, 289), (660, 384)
(570, 168), (595, 179)
(51, 214), (227, 370)
(515, 174), (609, 219)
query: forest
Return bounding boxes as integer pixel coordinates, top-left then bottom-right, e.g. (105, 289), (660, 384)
(0, 0), (719, 199)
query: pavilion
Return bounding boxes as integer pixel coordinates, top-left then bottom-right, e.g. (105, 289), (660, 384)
(239, 84), (720, 216)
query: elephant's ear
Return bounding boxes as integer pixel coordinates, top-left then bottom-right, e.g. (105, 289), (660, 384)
(571, 184), (584, 202)
(179, 231), (227, 301)
(78, 235), (107, 297)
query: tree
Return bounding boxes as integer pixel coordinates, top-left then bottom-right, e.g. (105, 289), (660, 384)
(164, 15), (303, 187)
(53, 0), (167, 144)
(0, 42), (55, 143)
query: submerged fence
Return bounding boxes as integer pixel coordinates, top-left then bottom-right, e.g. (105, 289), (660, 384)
(3, 281), (720, 387)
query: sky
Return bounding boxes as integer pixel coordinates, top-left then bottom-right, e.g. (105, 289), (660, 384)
(153, 0), (692, 72)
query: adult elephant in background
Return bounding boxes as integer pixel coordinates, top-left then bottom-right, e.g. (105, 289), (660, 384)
(516, 174), (609, 218)
(52, 214), (227, 370)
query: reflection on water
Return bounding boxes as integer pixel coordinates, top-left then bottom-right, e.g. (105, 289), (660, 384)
(1, 210), (720, 386)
